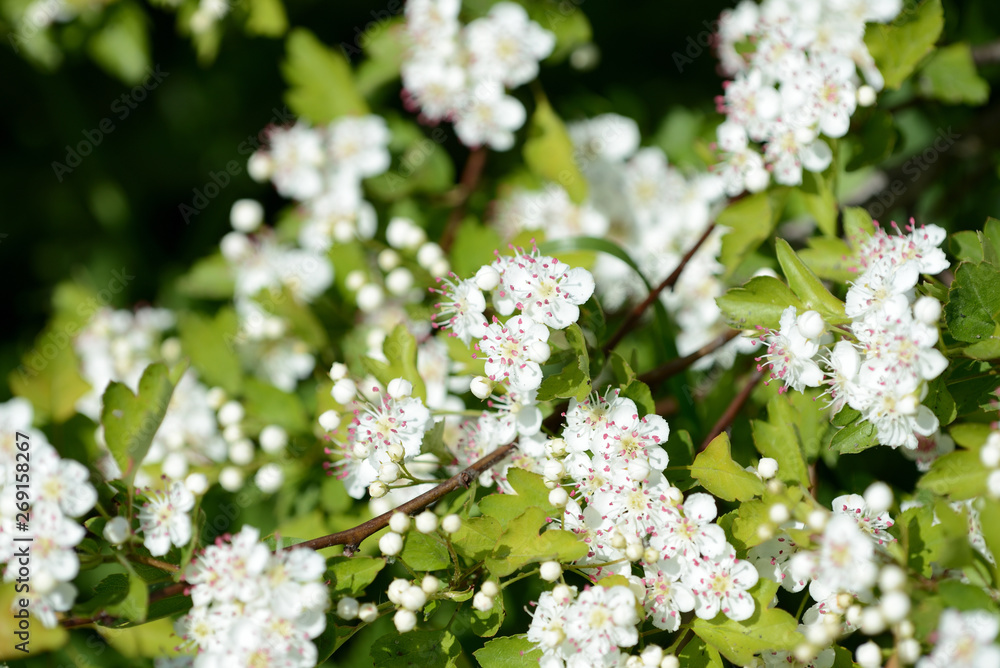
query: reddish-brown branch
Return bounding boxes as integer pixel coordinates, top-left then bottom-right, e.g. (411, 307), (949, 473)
(603, 223), (716, 354)
(699, 368), (764, 451)
(439, 146), (488, 252)
(639, 329), (740, 386)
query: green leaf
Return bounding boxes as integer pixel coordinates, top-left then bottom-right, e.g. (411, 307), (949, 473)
(460, 590), (505, 637)
(690, 433), (765, 502)
(255, 286), (328, 350)
(328, 556), (386, 597)
(939, 579), (998, 612)
(924, 377), (957, 426)
(677, 635), (725, 668)
(951, 231), (984, 264)
(8, 327), (91, 424)
(245, 0), (288, 36)
(474, 635), (544, 667)
(282, 28), (368, 123)
(775, 239), (847, 322)
(945, 262), (1000, 344)
(830, 416), (880, 455)
(101, 362), (187, 483)
(979, 499), (1000, 585)
(752, 395), (810, 488)
(450, 515), (502, 562)
(176, 253), (235, 299)
(621, 380), (655, 417)
(864, 0), (944, 90)
(523, 94), (587, 204)
(362, 324), (427, 402)
(479, 467), (556, 524)
(843, 206), (875, 246)
(485, 507), (587, 577)
(717, 276), (804, 331)
(356, 19), (406, 97)
(75, 573), (130, 615)
(919, 43), (990, 105)
(798, 237), (858, 283)
(87, 3), (151, 84)
(798, 168), (837, 237)
(401, 532), (451, 571)
(177, 309), (243, 395)
(728, 500), (768, 552)
(371, 630), (460, 668)
(242, 377), (309, 434)
(368, 115), (455, 200)
(536, 323), (591, 402)
(949, 423), (992, 449)
(983, 217), (1000, 265)
(718, 191), (784, 278)
(917, 450), (989, 500)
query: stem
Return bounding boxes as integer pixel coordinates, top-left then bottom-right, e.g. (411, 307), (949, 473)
(128, 554), (180, 573)
(699, 368), (764, 451)
(639, 329), (741, 386)
(603, 223), (716, 354)
(439, 146), (488, 253)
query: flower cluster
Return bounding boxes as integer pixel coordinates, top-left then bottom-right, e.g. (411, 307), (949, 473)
(401, 0), (555, 150)
(712, 0), (902, 192)
(916, 608), (1000, 668)
(759, 219), (950, 450)
(0, 398), (96, 628)
(175, 526), (329, 666)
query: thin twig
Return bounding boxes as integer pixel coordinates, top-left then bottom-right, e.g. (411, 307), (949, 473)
(603, 223), (716, 354)
(699, 368), (764, 451)
(639, 329), (740, 386)
(439, 146), (488, 252)
(973, 40), (1000, 65)
(129, 554), (180, 573)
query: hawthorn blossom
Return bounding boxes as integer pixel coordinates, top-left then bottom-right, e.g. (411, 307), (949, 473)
(138, 480), (196, 556)
(464, 2), (554, 88)
(748, 533), (807, 592)
(650, 493), (728, 561)
(503, 252), (596, 329)
(430, 275), (487, 344)
(917, 608), (1000, 668)
(790, 514), (878, 601)
(642, 560), (696, 631)
(598, 397), (670, 471)
(477, 314), (551, 392)
(757, 306), (824, 392)
(31, 443), (97, 518)
(831, 493), (895, 547)
(688, 543), (759, 621)
(562, 585), (639, 662)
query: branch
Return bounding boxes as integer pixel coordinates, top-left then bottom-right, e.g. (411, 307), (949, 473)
(973, 40), (1000, 65)
(603, 223), (716, 354)
(699, 368), (763, 451)
(439, 146), (488, 253)
(639, 329), (740, 386)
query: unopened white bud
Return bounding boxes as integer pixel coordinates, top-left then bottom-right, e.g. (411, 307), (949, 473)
(547, 438), (567, 458)
(542, 459), (564, 482)
(337, 597), (359, 619)
(229, 438), (254, 465)
(103, 516), (130, 545)
(231, 199), (264, 233)
(640, 645), (663, 667)
(807, 509), (828, 531)
(185, 473), (209, 495)
(913, 296), (941, 325)
(416, 242), (443, 269)
(769, 503), (790, 524)
(988, 470), (1000, 499)
(259, 425), (288, 453)
(857, 85), (877, 107)
(879, 565), (906, 592)
(401, 585), (427, 611)
(386, 267), (414, 296)
(255, 463), (284, 493)
(247, 151), (272, 182)
(855, 641), (882, 668)
(387, 578), (409, 604)
(880, 591), (910, 624)
(162, 452), (189, 480)
(345, 270), (367, 291)
(805, 623), (830, 646)
(206, 387), (227, 410)
(898, 638), (920, 663)
(329, 362), (349, 381)
(222, 424), (243, 443)
(442, 514), (462, 534)
(664, 487), (684, 505)
(389, 512), (410, 534)
(358, 602), (378, 623)
(549, 487), (569, 508)
(610, 530), (627, 550)
(864, 482), (893, 514)
(539, 561), (562, 581)
(473, 591), (494, 611)
(318, 410), (342, 432)
(386, 217), (422, 250)
(220, 232), (252, 261)
(526, 340), (551, 364)
(757, 524), (775, 541)
(644, 547), (660, 564)
(379, 531), (403, 556)
(422, 575), (440, 594)
(218, 400), (245, 427)
(369, 481), (388, 498)
(896, 619), (915, 639)
(757, 457), (779, 479)
(394, 609), (417, 633)
(470, 376), (494, 400)
(332, 378), (357, 405)
(219, 466), (244, 492)
(660, 656), (680, 668)
(475, 265), (501, 291)
(627, 458), (651, 482)
(860, 607), (887, 635)
(541, 628), (565, 648)
(379, 463), (401, 483)
(981, 439), (1000, 468)
(386, 443), (405, 463)
(796, 310), (825, 339)
(415, 510), (438, 533)
(357, 284), (385, 313)
(352, 441), (372, 459)
(551, 584), (572, 605)
(626, 542), (644, 562)
(378, 249), (401, 271)
(387, 378), (413, 399)
(794, 643), (816, 663)
(481, 581), (500, 598)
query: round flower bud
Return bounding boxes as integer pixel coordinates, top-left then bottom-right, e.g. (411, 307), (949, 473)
(206, 387), (227, 410)
(357, 283), (385, 313)
(387, 578), (409, 604)
(551, 584), (572, 605)
(332, 378), (357, 405)
(378, 249), (401, 271)
(259, 425), (288, 453)
(103, 516), (130, 545)
(988, 470), (1000, 499)
(481, 581), (500, 598)
(386, 443), (405, 463)
(442, 514), (462, 534)
(845, 604), (862, 625)
(219, 466), (244, 492)
(913, 296), (941, 325)
(318, 410), (342, 432)
(879, 565), (906, 592)
(254, 463), (284, 493)
(644, 547), (660, 564)
(769, 503), (790, 524)
(626, 656), (643, 668)
(896, 619), (915, 639)
(162, 452), (189, 480)
(981, 433), (1000, 468)
(796, 310), (825, 340)
(337, 597), (359, 620)
(767, 479), (786, 495)
(416, 242), (443, 269)
(218, 400), (245, 427)
(369, 481), (388, 498)
(807, 509), (828, 531)
(387, 378), (413, 400)
(880, 591), (911, 624)
(660, 656), (680, 668)
(345, 270), (367, 291)
(329, 362), (349, 381)
(757, 457), (779, 479)
(757, 524), (775, 541)
(664, 486), (684, 505)
(352, 441), (372, 459)
(526, 340), (551, 364)
(220, 232), (252, 262)
(539, 561), (562, 582)
(185, 472), (209, 495)
(805, 623), (830, 646)
(229, 438), (255, 465)
(855, 641), (882, 668)
(898, 638), (920, 664)
(860, 607), (887, 635)
(857, 85), (877, 107)
(542, 459), (564, 482)
(389, 512), (411, 534)
(864, 482), (893, 515)
(358, 602), (378, 623)
(379, 531), (403, 556)
(470, 376), (494, 400)
(640, 645), (663, 667)
(415, 510), (438, 534)
(547, 438), (567, 458)
(429, 258), (450, 279)
(422, 575), (440, 594)
(475, 265), (501, 291)
(627, 458), (651, 482)
(610, 530), (627, 550)
(472, 592), (494, 612)
(160, 337), (182, 364)
(379, 463), (401, 484)
(386, 267), (414, 296)
(548, 487), (569, 508)
(230, 199), (264, 233)
(626, 542), (644, 562)
(394, 609), (417, 633)
(386, 217), (420, 250)
(247, 151), (272, 181)
(401, 585), (427, 611)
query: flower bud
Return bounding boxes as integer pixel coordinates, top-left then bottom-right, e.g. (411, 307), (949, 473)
(470, 376), (494, 400)
(230, 199), (264, 233)
(255, 463), (284, 493)
(526, 340), (551, 364)
(332, 378), (357, 405)
(386, 443), (405, 463)
(229, 438), (254, 465)
(259, 425), (288, 453)
(337, 597), (359, 619)
(429, 258), (450, 278)
(247, 151), (272, 182)
(379, 463), (400, 484)
(357, 284), (385, 313)
(358, 602), (378, 623)
(206, 387), (227, 410)
(219, 466), (244, 492)
(769, 503), (790, 524)
(475, 265), (501, 291)
(879, 565), (906, 592)
(980, 436), (1000, 468)
(644, 547), (660, 564)
(329, 362), (349, 381)
(860, 607), (886, 635)
(626, 542), (644, 562)
(664, 486), (683, 505)
(369, 481), (388, 498)
(880, 591), (910, 624)
(988, 470), (1000, 499)
(757, 457), (779, 479)
(185, 473), (209, 495)
(660, 656), (680, 668)
(389, 512), (410, 534)
(386, 217), (423, 250)
(103, 516), (130, 545)
(345, 270), (367, 291)
(551, 584), (572, 605)
(352, 442), (372, 459)
(757, 524), (775, 541)
(416, 242), (443, 269)
(472, 592), (494, 612)
(796, 310), (825, 340)
(387, 378), (413, 399)
(481, 581), (500, 598)
(640, 645), (663, 667)
(415, 510), (438, 534)
(548, 487), (569, 508)
(387, 578), (409, 604)
(913, 296), (941, 325)
(220, 232), (251, 261)
(898, 638), (920, 663)
(855, 641), (881, 668)
(379, 531), (403, 556)
(857, 85), (877, 107)
(807, 509), (828, 531)
(863, 482), (893, 514)
(547, 438), (567, 457)
(400, 585), (427, 611)
(378, 249), (401, 271)
(386, 267), (414, 296)
(218, 400), (245, 427)
(542, 459), (564, 482)
(539, 561), (562, 582)
(609, 530), (627, 550)
(394, 609), (417, 633)
(422, 575), (440, 594)
(442, 514), (462, 534)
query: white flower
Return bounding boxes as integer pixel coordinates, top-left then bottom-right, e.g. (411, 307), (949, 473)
(688, 543), (759, 621)
(431, 275), (487, 345)
(790, 514), (877, 601)
(31, 442), (96, 518)
(598, 397), (670, 471)
(650, 493), (728, 560)
(563, 585), (640, 661)
(748, 533), (807, 592)
(464, 2), (555, 88)
(476, 314), (551, 392)
(138, 481), (195, 556)
(757, 306), (824, 392)
(265, 122), (325, 201)
(453, 80), (526, 151)
(503, 252), (596, 329)
(326, 115), (391, 179)
(917, 608), (1000, 668)
(642, 560), (696, 631)
(831, 493), (894, 547)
